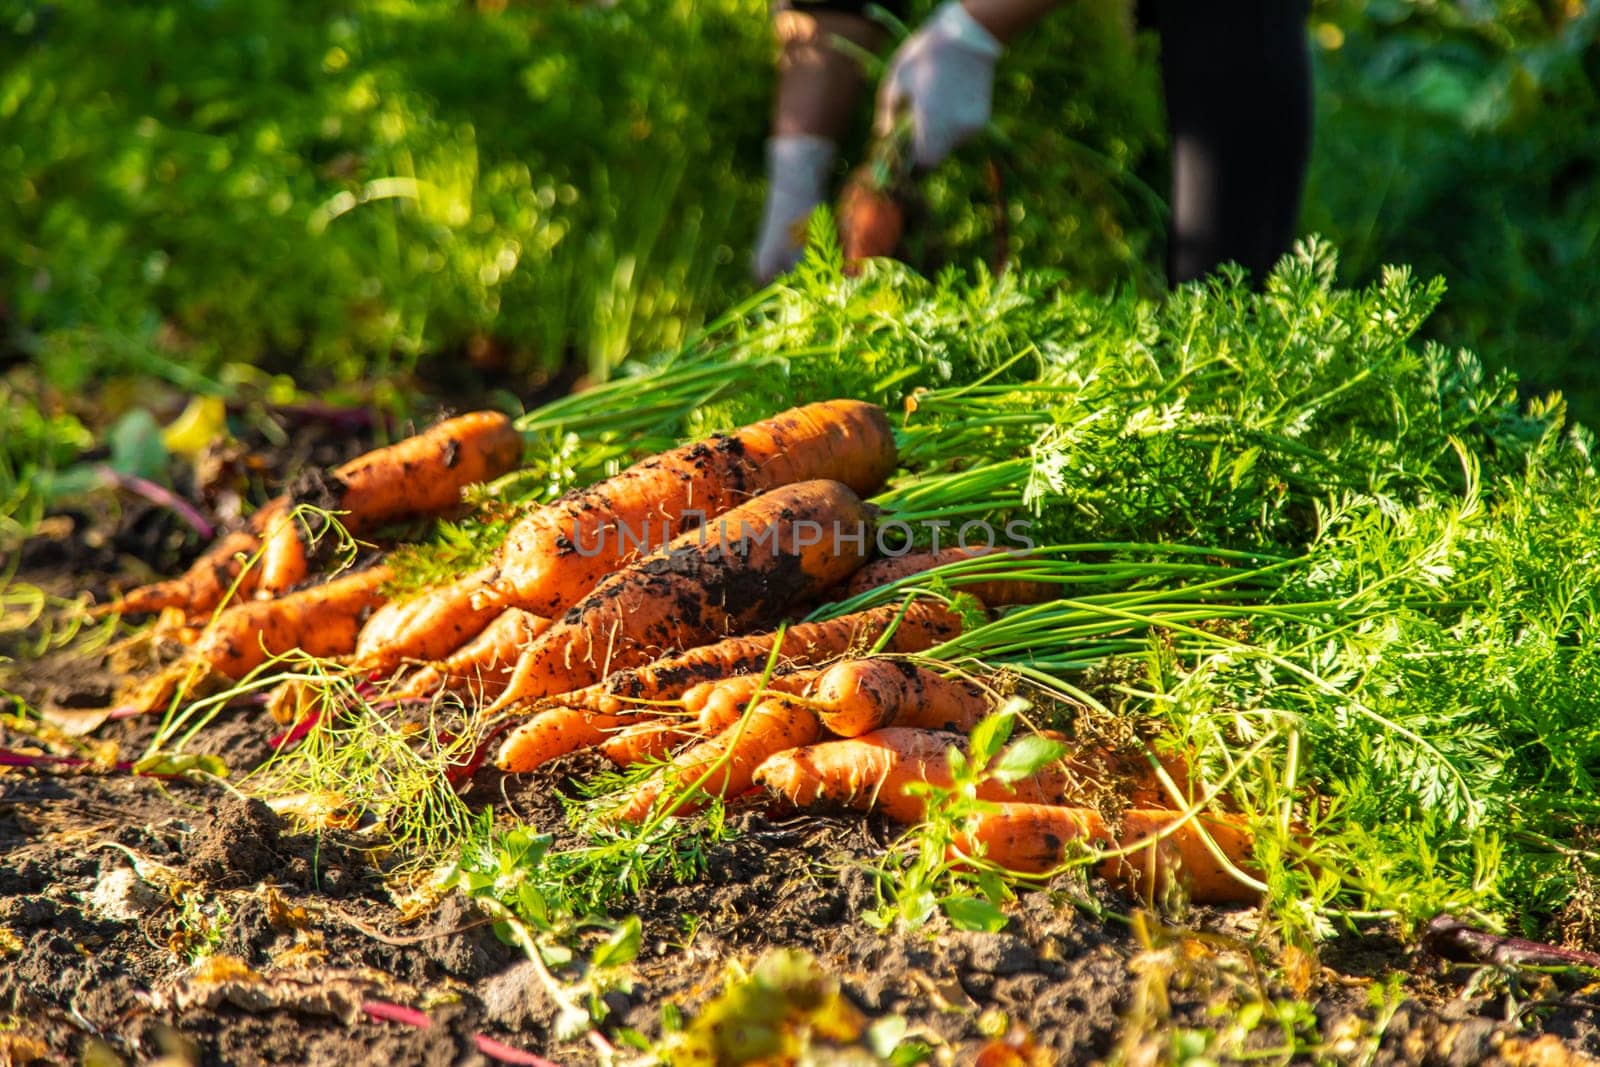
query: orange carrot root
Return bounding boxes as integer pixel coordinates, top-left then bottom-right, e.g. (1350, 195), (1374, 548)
(953, 803), (1260, 905)
(193, 564), (393, 679)
(102, 528), (265, 617)
(392, 608), (551, 701)
(495, 706), (641, 773)
(556, 600), (970, 714)
(612, 698), (822, 823)
(489, 480), (875, 710)
(599, 718), (701, 767)
(353, 565), (505, 675)
(752, 727), (1069, 825)
(491, 400), (896, 617)
(844, 545), (1057, 606)
(812, 658), (993, 737)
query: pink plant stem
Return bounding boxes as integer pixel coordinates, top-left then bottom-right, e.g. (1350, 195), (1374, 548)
(95, 464), (216, 540)
(361, 1000), (432, 1029)
(474, 1035), (564, 1066)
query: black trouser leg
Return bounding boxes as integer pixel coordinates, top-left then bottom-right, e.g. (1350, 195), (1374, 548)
(1147, 1), (1314, 285)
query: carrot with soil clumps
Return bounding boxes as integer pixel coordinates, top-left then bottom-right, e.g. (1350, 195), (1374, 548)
(611, 697), (823, 823)
(811, 658), (994, 737)
(599, 670), (823, 768)
(255, 410), (521, 598)
(353, 565), (506, 674)
(487, 479), (877, 711)
(953, 803), (1260, 905)
(844, 546), (1059, 606)
(98, 527), (266, 617)
(391, 608), (551, 701)
(485, 399), (896, 618)
(752, 727), (1071, 825)
(554, 600), (971, 715)
(192, 564), (394, 679)
(496, 706), (639, 773)
(599, 717), (703, 767)
(104, 411), (521, 614)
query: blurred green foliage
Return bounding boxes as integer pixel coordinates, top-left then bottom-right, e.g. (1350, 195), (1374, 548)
(1, 0), (773, 385)
(0, 0), (1156, 394)
(1306, 0), (1600, 420)
(3, 0), (1598, 495)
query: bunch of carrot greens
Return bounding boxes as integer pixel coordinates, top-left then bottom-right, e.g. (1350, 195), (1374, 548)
(59, 236), (1600, 959)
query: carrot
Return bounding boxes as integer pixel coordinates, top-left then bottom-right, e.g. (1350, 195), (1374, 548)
(495, 706), (638, 773)
(600, 672), (821, 767)
(752, 727), (1070, 824)
(844, 546), (1058, 606)
(391, 608), (551, 701)
(558, 600), (970, 714)
(690, 671), (820, 732)
(256, 507), (311, 598)
(353, 565), (506, 674)
(192, 565), (393, 679)
(106, 412), (518, 616)
(485, 400), (895, 618)
(953, 803), (1260, 905)
(812, 658), (993, 737)
(487, 480), (875, 710)
(599, 718), (702, 767)
(611, 698), (822, 823)
(838, 170), (904, 272)
(99, 528), (265, 617)
(331, 410), (521, 530)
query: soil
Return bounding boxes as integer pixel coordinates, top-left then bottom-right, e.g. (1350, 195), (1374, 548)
(5, 416), (1600, 1067)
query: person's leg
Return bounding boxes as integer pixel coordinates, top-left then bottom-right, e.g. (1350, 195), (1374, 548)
(774, 5), (886, 139)
(1147, 0), (1313, 285)
(754, 3), (888, 280)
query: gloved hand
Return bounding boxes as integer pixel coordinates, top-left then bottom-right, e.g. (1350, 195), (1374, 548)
(875, 1), (1003, 169)
(752, 134), (838, 283)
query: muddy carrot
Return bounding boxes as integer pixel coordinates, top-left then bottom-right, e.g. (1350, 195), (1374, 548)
(486, 399), (896, 618)
(392, 608), (551, 701)
(487, 480), (876, 710)
(690, 671), (820, 732)
(555, 600), (969, 714)
(353, 565), (506, 674)
(611, 698), (822, 823)
(598, 673), (818, 769)
(99, 527), (265, 617)
(752, 727), (1070, 824)
(331, 410), (522, 529)
(599, 718), (702, 767)
(192, 565), (393, 679)
(844, 546), (1058, 606)
(495, 706), (639, 773)
(811, 658), (993, 737)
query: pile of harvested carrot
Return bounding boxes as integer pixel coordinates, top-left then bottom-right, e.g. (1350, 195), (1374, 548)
(103, 400), (1260, 906)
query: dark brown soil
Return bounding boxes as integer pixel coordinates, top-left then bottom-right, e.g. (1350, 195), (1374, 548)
(5, 421), (1600, 1067)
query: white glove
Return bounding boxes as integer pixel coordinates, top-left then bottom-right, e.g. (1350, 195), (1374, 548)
(752, 134), (838, 283)
(876, 1), (1003, 168)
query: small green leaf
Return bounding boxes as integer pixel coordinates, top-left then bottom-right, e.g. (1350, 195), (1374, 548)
(133, 752), (228, 778)
(991, 735), (1067, 783)
(867, 1015), (908, 1058)
(968, 711), (1015, 767)
(901, 888), (938, 927)
(942, 895), (1009, 933)
(516, 883), (549, 926)
(108, 409), (170, 480)
(890, 1040), (935, 1066)
(592, 914), (642, 968)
